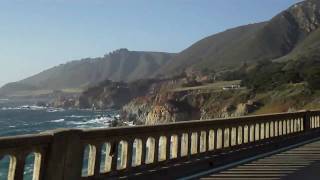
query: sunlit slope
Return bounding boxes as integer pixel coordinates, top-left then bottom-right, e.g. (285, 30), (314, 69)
(159, 0), (320, 75)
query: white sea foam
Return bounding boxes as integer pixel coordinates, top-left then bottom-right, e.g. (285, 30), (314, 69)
(1, 105), (47, 111)
(65, 115), (87, 118)
(46, 108), (64, 112)
(0, 107), (17, 110)
(67, 116), (113, 126)
(75, 124), (110, 129)
(51, 119), (65, 123)
(0, 105), (67, 112)
(21, 105), (46, 110)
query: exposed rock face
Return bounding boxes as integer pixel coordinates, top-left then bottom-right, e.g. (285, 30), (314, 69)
(121, 89), (202, 125)
(218, 101), (262, 118)
(121, 97), (153, 125)
(79, 81), (132, 109)
(288, 0), (320, 33)
(51, 97), (78, 109)
(121, 97), (195, 125)
(78, 78), (186, 111)
(121, 83), (260, 125)
(79, 79), (166, 110)
(145, 100), (198, 125)
(146, 105), (173, 125)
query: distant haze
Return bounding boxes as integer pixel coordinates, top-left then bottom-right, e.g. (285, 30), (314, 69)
(0, 0), (301, 87)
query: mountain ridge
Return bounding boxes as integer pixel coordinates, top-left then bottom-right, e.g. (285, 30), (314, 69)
(0, 49), (175, 97)
(157, 0), (320, 76)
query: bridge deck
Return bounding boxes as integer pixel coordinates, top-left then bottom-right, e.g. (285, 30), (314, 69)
(198, 140), (320, 180)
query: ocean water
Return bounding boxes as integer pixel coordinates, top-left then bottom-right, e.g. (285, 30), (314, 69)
(0, 100), (118, 179)
(0, 103), (118, 137)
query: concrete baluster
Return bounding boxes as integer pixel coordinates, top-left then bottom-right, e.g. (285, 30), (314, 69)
(44, 129), (84, 180)
(126, 139), (134, 170)
(94, 143), (102, 176)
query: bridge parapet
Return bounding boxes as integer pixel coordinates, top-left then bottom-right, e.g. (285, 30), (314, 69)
(0, 110), (320, 180)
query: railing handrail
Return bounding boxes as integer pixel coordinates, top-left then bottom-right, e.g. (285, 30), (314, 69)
(82, 110), (311, 133)
(0, 110), (316, 141)
(0, 110), (319, 180)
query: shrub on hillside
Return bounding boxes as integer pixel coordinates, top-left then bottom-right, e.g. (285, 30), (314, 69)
(240, 60), (310, 91)
(304, 67), (320, 90)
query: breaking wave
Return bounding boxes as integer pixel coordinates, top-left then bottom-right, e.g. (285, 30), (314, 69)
(50, 119), (65, 123)
(66, 116), (113, 126)
(65, 115), (88, 118)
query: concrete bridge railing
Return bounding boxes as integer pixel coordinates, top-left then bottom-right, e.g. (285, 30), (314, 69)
(0, 110), (320, 180)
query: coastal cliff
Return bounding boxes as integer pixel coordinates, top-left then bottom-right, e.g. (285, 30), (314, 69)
(121, 86), (260, 125)
(121, 82), (320, 125)
(121, 57), (320, 125)
(49, 56), (320, 126)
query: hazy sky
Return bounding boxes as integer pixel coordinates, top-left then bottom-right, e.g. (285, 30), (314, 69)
(0, 0), (302, 86)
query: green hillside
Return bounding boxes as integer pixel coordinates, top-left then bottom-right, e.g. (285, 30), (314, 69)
(158, 0), (320, 76)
